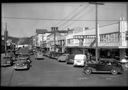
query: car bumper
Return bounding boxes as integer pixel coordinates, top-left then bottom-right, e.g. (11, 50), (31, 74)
(1, 63), (11, 66)
(13, 65), (28, 69)
(59, 59), (66, 62)
(74, 61), (84, 66)
(67, 60), (74, 64)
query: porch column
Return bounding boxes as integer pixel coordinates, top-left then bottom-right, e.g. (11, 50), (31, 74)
(120, 49), (126, 60)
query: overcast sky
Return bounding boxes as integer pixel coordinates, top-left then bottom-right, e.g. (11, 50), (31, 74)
(2, 2), (127, 38)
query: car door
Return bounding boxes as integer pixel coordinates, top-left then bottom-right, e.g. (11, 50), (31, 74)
(95, 61), (106, 71)
(103, 62), (113, 71)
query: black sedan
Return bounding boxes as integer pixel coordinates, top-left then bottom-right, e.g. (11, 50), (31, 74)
(83, 59), (124, 75)
(13, 60), (30, 70)
(1, 56), (13, 67)
(66, 54), (75, 64)
(35, 52), (44, 60)
(17, 53), (31, 63)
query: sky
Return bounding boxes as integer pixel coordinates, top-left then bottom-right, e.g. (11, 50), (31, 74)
(2, 2), (127, 38)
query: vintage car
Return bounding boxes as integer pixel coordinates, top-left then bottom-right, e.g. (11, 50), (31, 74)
(1, 56), (13, 67)
(83, 59), (124, 75)
(28, 49), (34, 55)
(120, 56), (128, 70)
(54, 53), (64, 60)
(73, 54), (87, 67)
(43, 51), (50, 57)
(57, 54), (69, 62)
(66, 54), (75, 64)
(17, 53), (31, 63)
(35, 52), (44, 60)
(13, 60), (30, 70)
(49, 52), (64, 59)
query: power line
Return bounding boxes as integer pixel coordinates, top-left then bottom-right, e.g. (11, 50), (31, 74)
(54, 4), (83, 26)
(2, 17), (121, 21)
(62, 4), (93, 29)
(3, 3), (85, 6)
(57, 5), (90, 28)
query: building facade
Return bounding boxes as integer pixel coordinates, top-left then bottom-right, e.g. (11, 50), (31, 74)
(65, 19), (128, 61)
(45, 32), (66, 53)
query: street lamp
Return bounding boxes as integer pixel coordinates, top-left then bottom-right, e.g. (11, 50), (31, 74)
(89, 2), (104, 62)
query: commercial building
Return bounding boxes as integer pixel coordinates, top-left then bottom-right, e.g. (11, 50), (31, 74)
(45, 32), (66, 53)
(65, 19), (128, 61)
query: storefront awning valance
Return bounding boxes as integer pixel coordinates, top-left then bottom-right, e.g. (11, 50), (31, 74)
(74, 35), (96, 39)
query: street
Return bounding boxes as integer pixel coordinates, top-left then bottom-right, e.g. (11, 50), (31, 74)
(1, 54), (128, 86)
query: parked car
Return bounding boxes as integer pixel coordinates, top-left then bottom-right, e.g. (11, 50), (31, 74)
(120, 56), (128, 70)
(54, 52), (64, 60)
(48, 51), (55, 58)
(28, 49), (34, 55)
(83, 59), (124, 75)
(73, 54), (87, 67)
(44, 51), (51, 57)
(18, 53), (31, 63)
(13, 60), (30, 70)
(57, 54), (69, 62)
(66, 54), (75, 64)
(1, 56), (13, 67)
(35, 52), (44, 60)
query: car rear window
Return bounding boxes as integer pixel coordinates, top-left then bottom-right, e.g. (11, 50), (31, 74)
(74, 54), (86, 59)
(69, 55), (74, 59)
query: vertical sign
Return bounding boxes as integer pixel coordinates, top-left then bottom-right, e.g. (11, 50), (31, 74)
(126, 31), (128, 40)
(97, 24), (100, 44)
(120, 18), (127, 47)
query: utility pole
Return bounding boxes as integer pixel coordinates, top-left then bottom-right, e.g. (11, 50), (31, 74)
(4, 22), (8, 56)
(89, 2), (104, 62)
(127, 3), (128, 22)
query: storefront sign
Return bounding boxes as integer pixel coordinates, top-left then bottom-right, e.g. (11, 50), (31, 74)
(100, 32), (119, 43)
(126, 31), (128, 40)
(74, 35), (95, 39)
(73, 35), (84, 39)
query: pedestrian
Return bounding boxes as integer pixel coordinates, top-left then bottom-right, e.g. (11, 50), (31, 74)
(86, 52), (91, 61)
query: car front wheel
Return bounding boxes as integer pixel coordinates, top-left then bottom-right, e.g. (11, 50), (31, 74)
(111, 69), (118, 75)
(84, 68), (92, 74)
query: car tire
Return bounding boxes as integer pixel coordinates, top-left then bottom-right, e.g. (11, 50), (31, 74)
(73, 65), (76, 67)
(15, 69), (18, 71)
(111, 69), (118, 75)
(27, 66), (30, 70)
(66, 62), (69, 64)
(84, 68), (92, 74)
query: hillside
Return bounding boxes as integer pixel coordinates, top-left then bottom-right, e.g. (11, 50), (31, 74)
(1, 35), (33, 45)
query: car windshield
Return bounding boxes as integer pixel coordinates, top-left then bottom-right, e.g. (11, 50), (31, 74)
(3, 57), (11, 59)
(74, 54), (86, 60)
(63, 54), (68, 56)
(16, 60), (26, 63)
(99, 59), (119, 65)
(69, 55), (75, 59)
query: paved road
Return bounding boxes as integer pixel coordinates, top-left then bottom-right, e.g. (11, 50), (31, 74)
(1, 54), (128, 86)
